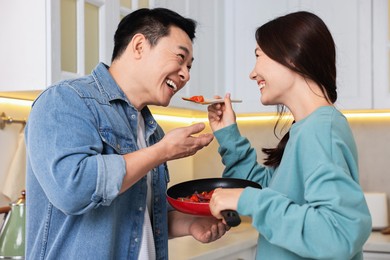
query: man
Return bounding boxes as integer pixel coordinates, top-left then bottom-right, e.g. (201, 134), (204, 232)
(25, 8), (228, 259)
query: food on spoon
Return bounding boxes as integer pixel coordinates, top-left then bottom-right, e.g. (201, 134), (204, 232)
(177, 190), (214, 203)
(188, 95), (205, 103)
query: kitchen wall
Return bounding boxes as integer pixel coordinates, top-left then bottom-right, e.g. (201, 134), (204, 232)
(0, 100), (30, 205)
(1, 102), (390, 216)
(191, 115), (390, 196)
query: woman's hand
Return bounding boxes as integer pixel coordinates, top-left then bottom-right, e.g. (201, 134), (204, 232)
(207, 93), (237, 132)
(209, 188), (244, 223)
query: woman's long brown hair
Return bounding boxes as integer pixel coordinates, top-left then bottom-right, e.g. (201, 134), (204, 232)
(257, 11), (337, 168)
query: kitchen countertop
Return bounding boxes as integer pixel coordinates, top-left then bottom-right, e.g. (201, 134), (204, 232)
(168, 220), (258, 260)
(169, 221), (390, 259)
(364, 231), (390, 253)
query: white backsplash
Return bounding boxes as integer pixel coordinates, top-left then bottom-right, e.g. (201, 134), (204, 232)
(1, 103), (390, 210)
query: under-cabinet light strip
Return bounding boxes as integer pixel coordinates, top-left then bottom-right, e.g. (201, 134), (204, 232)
(153, 114), (205, 124)
(344, 112), (390, 119)
(154, 112), (390, 123)
(2, 97), (390, 122)
(0, 97), (33, 107)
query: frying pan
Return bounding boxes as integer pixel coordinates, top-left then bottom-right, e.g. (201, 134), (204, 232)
(166, 178), (261, 227)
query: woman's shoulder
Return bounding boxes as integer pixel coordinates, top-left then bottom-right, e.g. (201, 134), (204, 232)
(291, 106), (353, 147)
(296, 106), (346, 130)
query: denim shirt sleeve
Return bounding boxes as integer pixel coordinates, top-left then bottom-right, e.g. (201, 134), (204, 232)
(94, 154), (126, 206)
(27, 83), (126, 215)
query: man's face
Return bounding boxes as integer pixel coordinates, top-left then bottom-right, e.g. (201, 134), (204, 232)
(141, 26), (194, 107)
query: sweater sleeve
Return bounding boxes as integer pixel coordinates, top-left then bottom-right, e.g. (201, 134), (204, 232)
(214, 123), (274, 187)
(238, 164), (371, 259)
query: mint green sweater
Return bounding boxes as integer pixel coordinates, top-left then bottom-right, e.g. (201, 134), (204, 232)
(214, 106), (371, 259)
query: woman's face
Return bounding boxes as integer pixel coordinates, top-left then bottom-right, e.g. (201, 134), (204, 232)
(249, 44), (297, 106)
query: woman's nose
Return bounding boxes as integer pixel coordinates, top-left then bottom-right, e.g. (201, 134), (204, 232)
(249, 69), (257, 80)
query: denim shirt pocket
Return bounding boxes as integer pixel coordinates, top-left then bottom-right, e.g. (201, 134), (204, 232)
(99, 127), (136, 155)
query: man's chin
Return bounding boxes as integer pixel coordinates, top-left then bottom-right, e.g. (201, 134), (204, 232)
(160, 99), (171, 107)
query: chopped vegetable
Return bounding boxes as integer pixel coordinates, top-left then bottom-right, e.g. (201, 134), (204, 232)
(178, 190), (214, 203)
(189, 95), (205, 103)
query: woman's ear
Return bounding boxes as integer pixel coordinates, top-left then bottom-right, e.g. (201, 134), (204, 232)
(287, 58), (296, 68)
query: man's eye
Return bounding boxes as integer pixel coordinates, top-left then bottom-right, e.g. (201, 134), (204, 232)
(177, 54), (185, 61)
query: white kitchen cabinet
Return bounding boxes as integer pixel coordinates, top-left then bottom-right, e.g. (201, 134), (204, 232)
(155, 0), (375, 112)
(153, 0), (227, 110)
(0, 0), (118, 94)
(294, 0), (372, 111)
(373, 0), (390, 109)
(1, 0), (382, 112)
(0, 1), (56, 93)
(222, 0), (373, 113)
(223, 0), (297, 113)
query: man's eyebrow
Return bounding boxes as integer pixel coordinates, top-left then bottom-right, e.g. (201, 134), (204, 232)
(179, 46), (194, 62)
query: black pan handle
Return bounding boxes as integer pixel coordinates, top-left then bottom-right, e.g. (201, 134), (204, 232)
(221, 210), (241, 227)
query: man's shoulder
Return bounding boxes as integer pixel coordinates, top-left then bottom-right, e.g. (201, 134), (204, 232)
(45, 74), (107, 102)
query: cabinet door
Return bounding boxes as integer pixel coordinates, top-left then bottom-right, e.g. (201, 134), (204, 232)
(224, 0), (295, 113)
(294, 0), (372, 110)
(116, 0), (374, 112)
(224, 0), (372, 112)
(184, 0), (373, 112)
(153, 0), (227, 110)
(60, 0), (118, 80)
(0, 0), (118, 94)
(0, 0), (51, 92)
(373, 0), (390, 109)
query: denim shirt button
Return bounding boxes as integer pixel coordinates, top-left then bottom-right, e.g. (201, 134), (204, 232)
(138, 207), (143, 211)
(117, 144), (120, 149)
(134, 238), (139, 243)
(131, 114), (136, 119)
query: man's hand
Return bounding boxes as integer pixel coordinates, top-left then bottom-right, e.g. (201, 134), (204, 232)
(159, 122), (214, 161)
(188, 216), (229, 243)
(168, 211), (230, 243)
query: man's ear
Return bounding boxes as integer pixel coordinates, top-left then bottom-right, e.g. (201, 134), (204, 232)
(130, 33), (146, 59)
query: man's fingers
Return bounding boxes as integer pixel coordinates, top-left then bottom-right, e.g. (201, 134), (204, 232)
(185, 122), (206, 135)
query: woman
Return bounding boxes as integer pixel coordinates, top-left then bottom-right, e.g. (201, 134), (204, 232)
(207, 11), (371, 259)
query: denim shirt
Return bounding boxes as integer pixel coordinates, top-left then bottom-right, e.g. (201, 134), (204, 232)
(25, 63), (170, 259)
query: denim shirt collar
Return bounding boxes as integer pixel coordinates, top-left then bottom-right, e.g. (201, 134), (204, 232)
(92, 62), (127, 102)
(93, 63), (158, 139)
